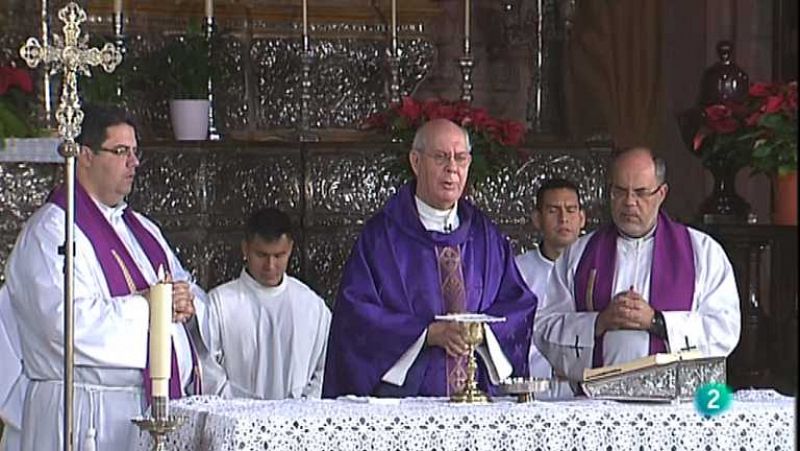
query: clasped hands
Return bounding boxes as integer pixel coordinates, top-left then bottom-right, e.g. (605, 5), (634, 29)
(144, 273), (195, 323)
(595, 287), (655, 337)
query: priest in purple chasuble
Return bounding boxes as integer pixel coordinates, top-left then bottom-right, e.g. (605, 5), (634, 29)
(533, 147), (741, 382)
(323, 119), (537, 398)
(0, 105), (210, 451)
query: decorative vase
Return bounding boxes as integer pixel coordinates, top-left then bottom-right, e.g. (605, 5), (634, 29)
(772, 171), (797, 226)
(169, 99), (209, 141)
(699, 161), (751, 224)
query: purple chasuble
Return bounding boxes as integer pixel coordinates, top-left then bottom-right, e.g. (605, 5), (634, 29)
(49, 183), (184, 401)
(323, 181), (537, 398)
(574, 211), (695, 367)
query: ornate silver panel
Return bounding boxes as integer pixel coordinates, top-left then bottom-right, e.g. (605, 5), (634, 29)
(303, 227), (361, 304)
(251, 37), (434, 130)
(305, 144), (402, 227)
(0, 163), (60, 233)
(206, 147), (303, 230)
(0, 162), (60, 284)
(128, 150), (205, 223)
(581, 357), (727, 402)
(212, 34), (248, 134)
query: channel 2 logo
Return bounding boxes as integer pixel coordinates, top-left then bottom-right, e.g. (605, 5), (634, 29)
(694, 382), (732, 417)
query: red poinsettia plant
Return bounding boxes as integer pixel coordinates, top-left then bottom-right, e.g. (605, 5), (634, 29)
(365, 96), (527, 186)
(692, 81), (797, 175)
(0, 66), (38, 143)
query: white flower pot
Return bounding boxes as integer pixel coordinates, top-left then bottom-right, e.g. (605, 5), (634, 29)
(169, 99), (210, 141)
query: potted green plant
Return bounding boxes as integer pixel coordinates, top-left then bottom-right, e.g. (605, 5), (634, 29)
(744, 81), (798, 224)
(0, 66), (37, 143)
(80, 38), (133, 107)
(146, 21), (210, 140)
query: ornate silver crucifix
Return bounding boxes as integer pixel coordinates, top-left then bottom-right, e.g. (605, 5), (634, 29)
(18, 3), (122, 451)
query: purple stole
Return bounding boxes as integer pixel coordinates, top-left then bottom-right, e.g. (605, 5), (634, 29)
(49, 183), (195, 402)
(574, 211), (695, 368)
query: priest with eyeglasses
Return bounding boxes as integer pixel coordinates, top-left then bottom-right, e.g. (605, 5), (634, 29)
(323, 118), (537, 398)
(533, 147), (741, 383)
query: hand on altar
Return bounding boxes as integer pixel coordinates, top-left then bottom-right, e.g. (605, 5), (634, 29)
(426, 321), (469, 357)
(172, 280), (196, 323)
(595, 288), (655, 335)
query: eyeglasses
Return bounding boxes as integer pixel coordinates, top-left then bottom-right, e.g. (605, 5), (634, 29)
(419, 151), (472, 167)
(609, 183), (664, 201)
(96, 145), (141, 160)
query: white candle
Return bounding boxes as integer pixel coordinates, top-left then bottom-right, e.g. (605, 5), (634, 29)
(302, 0), (308, 37)
(464, 0), (471, 43)
(205, 0), (214, 19)
(391, 0), (397, 44)
(148, 267), (173, 398)
(113, 0), (122, 15)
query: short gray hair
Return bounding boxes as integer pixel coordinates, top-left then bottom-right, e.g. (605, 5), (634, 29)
(410, 120), (472, 154)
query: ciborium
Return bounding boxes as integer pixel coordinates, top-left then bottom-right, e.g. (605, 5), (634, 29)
(434, 313), (506, 404)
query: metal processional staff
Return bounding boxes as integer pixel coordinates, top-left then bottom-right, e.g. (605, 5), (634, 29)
(18, 3), (122, 450)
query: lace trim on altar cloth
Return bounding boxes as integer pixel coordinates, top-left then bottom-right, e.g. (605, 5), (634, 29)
(139, 389), (795, 451)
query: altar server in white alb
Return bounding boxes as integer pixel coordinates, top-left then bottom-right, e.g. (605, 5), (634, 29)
(203, 208), (331, 399)
(515, 178), (585, 398)
(534, 147), (741, 382)
(0, 104), (207, 451)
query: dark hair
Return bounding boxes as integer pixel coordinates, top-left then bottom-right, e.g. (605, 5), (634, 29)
(244, 208), (294, 242)
(76, 103), (138, 152)
(611, 146), (667, 184)
(535, 178), (582, 211)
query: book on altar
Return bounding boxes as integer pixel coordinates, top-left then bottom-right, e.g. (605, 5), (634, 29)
(583, 350), (704, 382)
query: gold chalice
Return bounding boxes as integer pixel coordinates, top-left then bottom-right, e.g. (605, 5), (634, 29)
(435, 313), (506, 404)
(450, 321), (488, 403)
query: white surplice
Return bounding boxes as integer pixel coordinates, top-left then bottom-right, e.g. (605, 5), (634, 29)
(1, 198), (208, 451)
(203, 269), (331, 399)
(533, 224), (741, 382)
(515, 246), (575, 399)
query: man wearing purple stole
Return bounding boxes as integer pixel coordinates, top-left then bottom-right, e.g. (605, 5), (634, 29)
(323, 119), (537, 398)
(0, 105), (208, 450)
(534, 147), (741, 382)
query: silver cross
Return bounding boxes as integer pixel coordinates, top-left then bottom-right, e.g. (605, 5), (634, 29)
(19, 2), (122, 155)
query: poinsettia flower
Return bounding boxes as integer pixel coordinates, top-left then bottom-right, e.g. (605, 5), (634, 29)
(763, 95), (783, 114)
(693, 80), (796, 175)
(704, 104), (730, 120)
(500, 121), (526, 146)
(745, 110), (763, 126)
(749, 82), (775, 97)
(693, 130), (707, 151)
(0, 67), (34, 95)
(708, 117), (739, 133)
(397, 96), (422, 124)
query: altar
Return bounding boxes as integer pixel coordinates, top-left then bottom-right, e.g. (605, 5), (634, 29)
(139, 390), (793, 451)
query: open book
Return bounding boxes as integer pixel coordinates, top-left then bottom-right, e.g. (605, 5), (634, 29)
(583, 350), (704, 381)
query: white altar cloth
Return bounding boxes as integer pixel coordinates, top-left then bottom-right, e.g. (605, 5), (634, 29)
(137, 389), (794, 451)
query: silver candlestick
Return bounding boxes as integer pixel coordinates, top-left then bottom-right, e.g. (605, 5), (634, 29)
(132, 397), (183, 451)
(457, 55), (475, 103)
(297, 1), (318, 143)
(387, 53), (401, 105)
(205, 16), (220, 140)
(112, 10), (126, 100)
(386, 0), (401, 105)
(458, 0), (474, 104)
